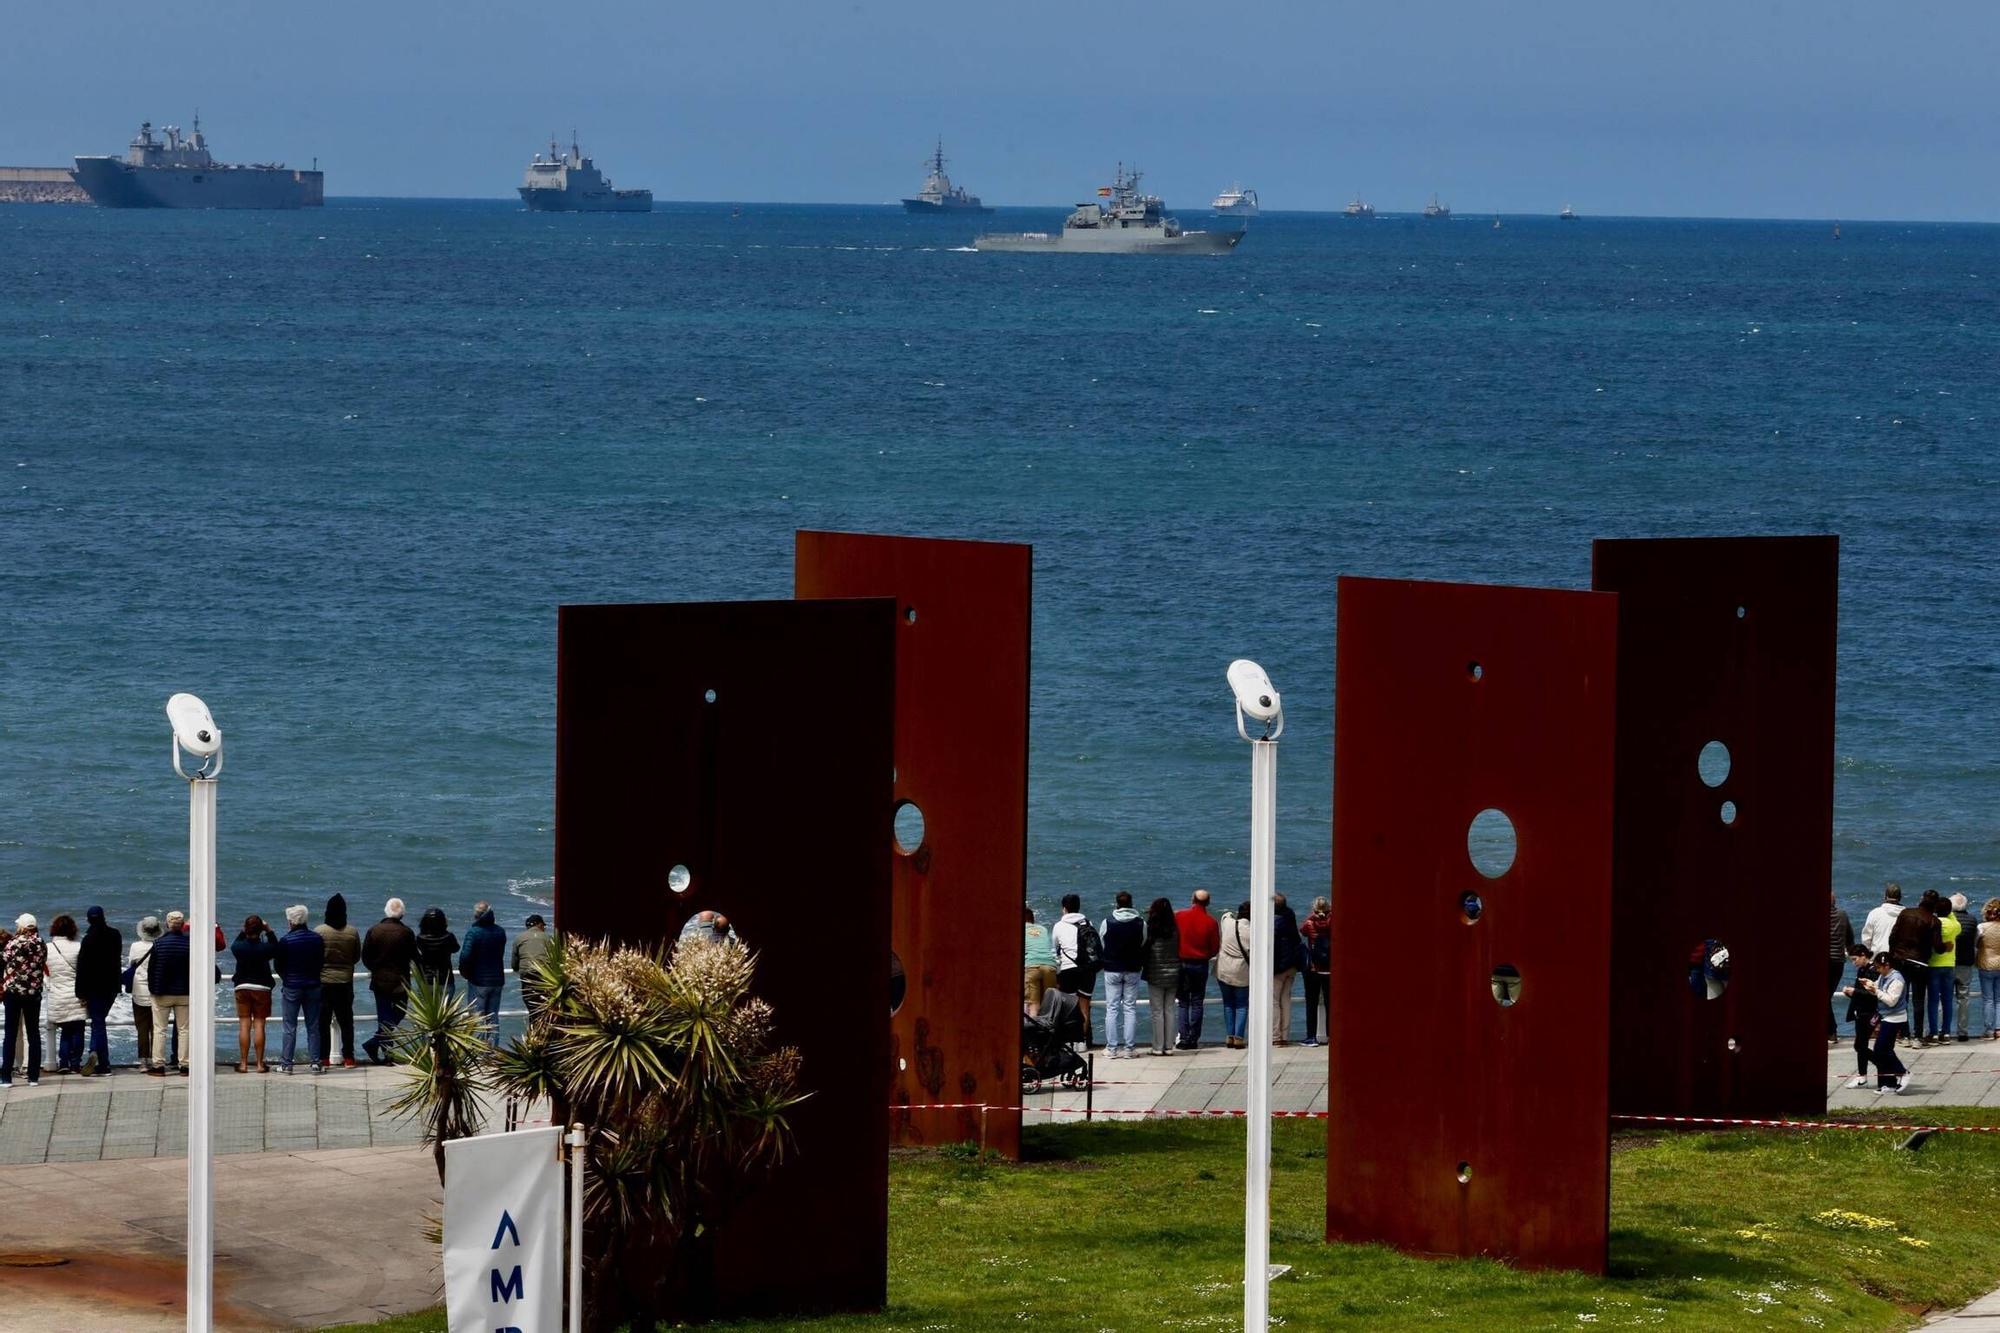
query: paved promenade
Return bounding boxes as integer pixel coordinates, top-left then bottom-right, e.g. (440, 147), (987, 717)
(0, 1038), (1996, 1329)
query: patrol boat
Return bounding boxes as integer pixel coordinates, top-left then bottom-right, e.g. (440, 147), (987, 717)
(976, 166), (1242, 254)
(1423, 193), (1452, 219)
(518, 134), (652, 212)
(1343, 195), (1375, 218)
(71, 117), (323, 209)
(901, 140), (991, 213)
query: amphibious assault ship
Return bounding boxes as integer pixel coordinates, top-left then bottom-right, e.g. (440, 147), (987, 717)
(71, 118), (323, 209)
(976, 166), (1241, 254)
(902, 140), (991, 213)
(518, 135), (652, 212)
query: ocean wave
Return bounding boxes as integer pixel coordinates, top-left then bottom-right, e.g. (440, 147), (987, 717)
(506, 876), (553, 908)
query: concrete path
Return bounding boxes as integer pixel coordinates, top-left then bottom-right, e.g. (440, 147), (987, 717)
(0, 1144), (438, 1330)
(1931, 1287), (2000, 1331)
(1023, 1033), (2000, 1124)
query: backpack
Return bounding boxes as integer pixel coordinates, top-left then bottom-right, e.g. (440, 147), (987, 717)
(1074, 919), (1103, 972)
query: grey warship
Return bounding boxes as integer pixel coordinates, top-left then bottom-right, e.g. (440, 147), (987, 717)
(902, 140), (991, 213)
(71, 118), (323, 209)
(976, 166), (1241, 254)
(519, 134), (652, 212)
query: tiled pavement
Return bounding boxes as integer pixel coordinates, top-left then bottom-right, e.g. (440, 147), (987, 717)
(1025, 1032), (2000, 1125)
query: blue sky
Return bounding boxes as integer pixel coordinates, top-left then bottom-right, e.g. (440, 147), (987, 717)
(7, 0), (1997, 218)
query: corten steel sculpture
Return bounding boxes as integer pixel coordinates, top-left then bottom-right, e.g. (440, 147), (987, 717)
(795, 530), (1032, 1159)
(1327, 576), (1619, 1274)
(554, 598), (896, 1319)
(1593, 536), (1838, 1119)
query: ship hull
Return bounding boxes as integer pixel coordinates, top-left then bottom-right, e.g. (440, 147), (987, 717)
(71, 157), (323, 208)
(975, 227), (1242, 254)
(1212, 202), (1258, 217)
(903, 198), (993, 214)
(519, 187), (653, 213)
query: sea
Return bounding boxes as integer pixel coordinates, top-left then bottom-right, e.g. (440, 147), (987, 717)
(1, 200), (1995, 1052)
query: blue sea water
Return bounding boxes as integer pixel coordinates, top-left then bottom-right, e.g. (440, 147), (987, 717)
(1, 200), (1995, 999)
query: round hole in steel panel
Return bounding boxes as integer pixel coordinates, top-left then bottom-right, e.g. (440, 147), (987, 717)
(1467, 661), (1484, 682)
(903, 606), (918, 625)
(1720, 799), (1739, 825)
(1459, 891), (1484, 925)
(1735, 604), (1747, 620)
(1456, 1161), (1472, 1185)
(1467, 808), (1517, 879)
(1727, 1036), (1742, 1053)
(1697, 740), (1731, 788)
(1489, 965), (1522, 1007)
(1689, 939), (1731, 1000)
(893, 800), (927, 856)
(703, 688), (717, 704)
(889, 950), (907, 1016)
(667, 864), (692, 895)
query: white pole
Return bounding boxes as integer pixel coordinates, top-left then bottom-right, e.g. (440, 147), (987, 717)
(187, 771), (216, 1332)
(1244, 734), (1276, 1333)
(567, 1122), (586, 1333)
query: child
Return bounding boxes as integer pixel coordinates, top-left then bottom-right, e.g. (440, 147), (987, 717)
(1838, 943), (1877, 1088)
(1853, 952), (1910, 1094)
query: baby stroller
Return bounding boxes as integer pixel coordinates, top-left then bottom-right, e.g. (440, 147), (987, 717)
(1021, 987), (1089, 1091)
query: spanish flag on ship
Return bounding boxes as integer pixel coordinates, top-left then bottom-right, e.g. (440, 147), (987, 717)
(1097, 185), (1113, 197)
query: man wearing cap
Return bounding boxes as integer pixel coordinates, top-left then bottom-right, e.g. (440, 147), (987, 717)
(146, 912), (193, 1076)
(1, 915), (47, 1086)
(1952, 893), (1980, 1042)
(510, 914), (553, 1016)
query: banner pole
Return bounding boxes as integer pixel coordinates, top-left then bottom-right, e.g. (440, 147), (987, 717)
(567, 1122), (586, 1333)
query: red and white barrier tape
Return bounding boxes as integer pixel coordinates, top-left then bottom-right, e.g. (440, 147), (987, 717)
(887, 1103), (2000, 1136)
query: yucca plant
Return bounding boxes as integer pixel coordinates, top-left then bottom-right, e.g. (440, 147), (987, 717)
(395, 931), (806, 1331)
(385, 976), (493, 1186)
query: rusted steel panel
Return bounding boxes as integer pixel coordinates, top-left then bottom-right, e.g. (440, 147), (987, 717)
(795, 530), (1032, 1160)
(1594, 536), (1838, 1119)
(1328, 576), (1619, 1274)
(554, 598), (896, 1319)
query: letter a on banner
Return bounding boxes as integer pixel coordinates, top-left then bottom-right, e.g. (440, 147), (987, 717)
(444, 1125), (564, 1333)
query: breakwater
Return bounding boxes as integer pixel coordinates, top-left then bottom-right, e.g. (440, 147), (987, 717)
(0, 166), (88, 204)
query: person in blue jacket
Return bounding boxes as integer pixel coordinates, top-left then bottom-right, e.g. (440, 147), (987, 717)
(459, 902), (507, 1045)
(273, 905), (327, 1073)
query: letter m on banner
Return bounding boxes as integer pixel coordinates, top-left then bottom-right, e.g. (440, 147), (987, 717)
(443, 1126), (564, 1333)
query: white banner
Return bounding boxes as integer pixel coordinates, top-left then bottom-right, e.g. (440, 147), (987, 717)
(444, 1125), (564, 1333)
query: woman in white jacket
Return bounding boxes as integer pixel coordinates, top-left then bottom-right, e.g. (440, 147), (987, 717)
(44, 914), (85, 1073)
(1215, 902), (1252, 1050)
(128, 917), (163, 1072)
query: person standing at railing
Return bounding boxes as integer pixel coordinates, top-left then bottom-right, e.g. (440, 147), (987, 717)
(1, 915), (47, 1087)
(76, 907), (122, 1076)
(361, 898), (418, 1064)
(414, 907), (458, 1000)
(126, 917), (162, 1072)
(45, 915), (85, 1074)
(460, 903), (507, 1046)
(274, 905), (326, 1075)
(145, 912), (192, 1077)
(316, 894), (362, 1069)
(510, 914), (552, 1015)
(230, 916), (277, 1073)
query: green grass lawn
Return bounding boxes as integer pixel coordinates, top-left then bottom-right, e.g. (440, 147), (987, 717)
(334, 1111), (2000, 1331)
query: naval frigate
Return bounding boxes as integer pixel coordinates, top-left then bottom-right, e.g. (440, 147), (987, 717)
(518, 135), (652, 212)
(71, 118), (323, 209)
(902, 140), (991, 213)
(976, 166), (1241, 254)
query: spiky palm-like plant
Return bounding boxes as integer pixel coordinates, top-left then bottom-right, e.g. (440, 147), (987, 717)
(385, 977), (493, 1186)
(397, 933), (806, 1330)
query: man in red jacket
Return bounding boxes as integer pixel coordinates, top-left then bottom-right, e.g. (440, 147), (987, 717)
(1173, 889), (1221, 1050)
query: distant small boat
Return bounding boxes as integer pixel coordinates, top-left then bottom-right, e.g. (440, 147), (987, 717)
(1423, 193), (1451, 219)
(1343, 195), (1374, 219)
(1211, 184), (1259, 217)
(1559, 203), (1578, 221)
(1492, 216), (1502, 230)
(1832, 221), (1842, 239)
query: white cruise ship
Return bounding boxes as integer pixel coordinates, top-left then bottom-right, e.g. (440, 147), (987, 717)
(1211, 184), (1259, 217)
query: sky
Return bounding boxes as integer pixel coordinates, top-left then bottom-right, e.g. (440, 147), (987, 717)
(6, 0), (1998, 219)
